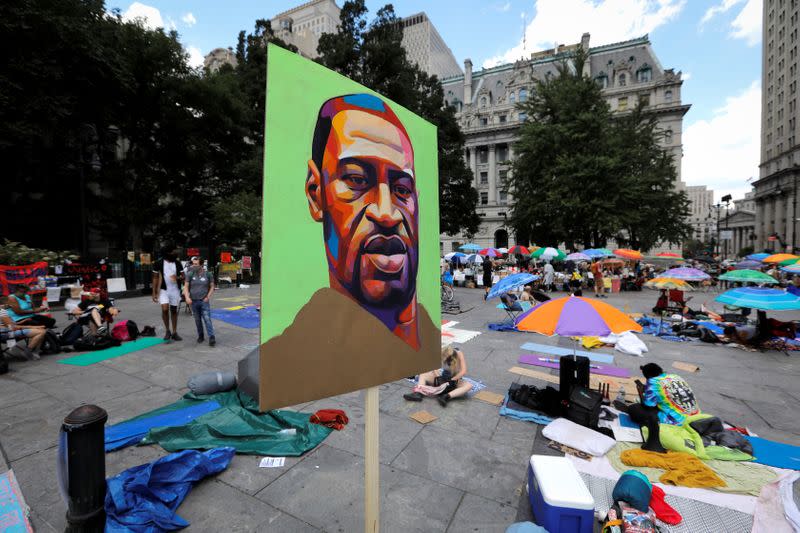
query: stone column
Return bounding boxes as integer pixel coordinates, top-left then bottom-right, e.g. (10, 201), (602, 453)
(469, 147), (477, 188)
(756, 200), (766, 250)
(786, 193), (795, 252)
(488, 144), (497, 205)
(775, 195), (785, 247)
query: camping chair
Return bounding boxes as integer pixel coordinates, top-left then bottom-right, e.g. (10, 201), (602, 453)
(498, 294), (531, 324)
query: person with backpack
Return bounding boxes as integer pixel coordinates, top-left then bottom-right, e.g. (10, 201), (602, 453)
(183, 256), (216, 346)
(70, 290), (120, 335)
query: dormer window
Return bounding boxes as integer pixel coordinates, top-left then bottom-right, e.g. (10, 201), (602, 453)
(480, 96), (487, 108)
(637, 66), (652, 83)
(618, 73), (627, 86)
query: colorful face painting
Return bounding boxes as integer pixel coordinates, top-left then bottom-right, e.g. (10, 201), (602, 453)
(257, 45), (440, 411)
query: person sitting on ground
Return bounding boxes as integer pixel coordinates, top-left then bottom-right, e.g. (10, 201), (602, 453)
(71, 290), (120, 335)
(0, 296), (45, 359)
(6, 285), (55, 328)
(519, 286), (534, 302)
(403, 345), (473, 407)
(623, 363), (700, 453)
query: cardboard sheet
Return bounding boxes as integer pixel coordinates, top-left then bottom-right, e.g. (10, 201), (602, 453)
(409, 410), (438, 424)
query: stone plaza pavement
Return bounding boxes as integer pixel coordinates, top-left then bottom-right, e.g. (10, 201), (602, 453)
(1, 284), (799, 532)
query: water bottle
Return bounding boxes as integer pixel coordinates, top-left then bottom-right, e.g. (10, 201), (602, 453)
(615, 386), (625, 403)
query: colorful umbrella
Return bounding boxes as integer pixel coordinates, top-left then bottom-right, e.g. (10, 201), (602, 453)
(601, 258), (624, 267)
(566, 252), (591, 262)
(444, 252), (465, 261)
(507, 245), (530, 255)
(497, 247), (509, 254)
(734, 260), (763, 270)
(531, 247), (566, 261)
(762, 253), (799, 264)
(459, 243), (481, 252)
(614, 249), (643, 261)
(781, 264), (800, 275)
(660, 267), (710, 281)
(747, 253), (770, 261)
(644, 277), (694, 291)
(718, 269), (779, 284)
(486, 273), (538, 300)
(584, 248), (613, 258)
(778, 257), (800, 266)
(656, 252), (683, 258)
(515, 295), (643, 337)
(715, 287), (800, 310)
(479, 248), (501, 257)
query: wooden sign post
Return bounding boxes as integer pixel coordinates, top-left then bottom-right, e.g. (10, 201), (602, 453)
(364, 386), (380, 532)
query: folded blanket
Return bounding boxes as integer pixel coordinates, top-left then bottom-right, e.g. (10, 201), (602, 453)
(620, 448), (726, 488)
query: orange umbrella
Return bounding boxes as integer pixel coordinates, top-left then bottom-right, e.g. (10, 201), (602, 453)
(763, 253), (799, 263)
(601, 258), (624, 267)
(614, 249), (643, 260)
(515, 295), (642, 336)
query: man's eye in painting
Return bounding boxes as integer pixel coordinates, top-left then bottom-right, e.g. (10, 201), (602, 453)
(393, 184), (412, 199)
(342, 174), (372, 191)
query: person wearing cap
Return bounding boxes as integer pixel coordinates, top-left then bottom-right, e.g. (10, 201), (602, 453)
(183, 256), (216, 346)
(6, 284), (55, 328)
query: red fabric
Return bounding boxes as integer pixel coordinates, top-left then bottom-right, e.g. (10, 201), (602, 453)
(310, 409), (349, 431)
(649, 485), (682, 525)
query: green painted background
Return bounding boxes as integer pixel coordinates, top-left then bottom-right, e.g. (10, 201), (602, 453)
(261, 44), (440, 341)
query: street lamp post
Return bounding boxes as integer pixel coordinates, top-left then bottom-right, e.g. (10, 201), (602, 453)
(793, 169), (798, 253)
(712, 202), (722, 257)
(721, 194), (732, 259)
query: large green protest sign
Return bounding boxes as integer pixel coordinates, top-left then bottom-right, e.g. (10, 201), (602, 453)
(259, 44), (441, 410)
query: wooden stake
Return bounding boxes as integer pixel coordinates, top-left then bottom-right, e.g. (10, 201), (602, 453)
(364, 386), (379, 532)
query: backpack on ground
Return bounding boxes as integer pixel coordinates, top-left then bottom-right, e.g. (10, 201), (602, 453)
(564, 386), (604, 428)
(73, 333), (120, 352)
(59, 322), (84, 346)
(39, 330), (62, 355)
(111, 320), (139, 342)
(559, 355), (590, 402)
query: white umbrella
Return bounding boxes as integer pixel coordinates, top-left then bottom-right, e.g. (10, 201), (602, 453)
(465, 254), (484, 264)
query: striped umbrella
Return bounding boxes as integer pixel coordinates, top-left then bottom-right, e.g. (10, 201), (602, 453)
(716, 287), (800, 310)
(718, 269), (779, 284)
(661, 267), (710, 281)
(515, 295), (642, 337)
(566, 252), (591, 262)
(479, 248), (501, 257)
(507, 245), (530, 255)
(763, 253), (799, 264)
(465, 254), (484, 264)
(778, 257), (800, 266)
(497, 247), (509, 254)
(644, 277), (694, 291)
(444, 252), (466, 262)
(531, 247), (566, 261)
(781, 264), (800, 275)
(614, 249), (643, 261)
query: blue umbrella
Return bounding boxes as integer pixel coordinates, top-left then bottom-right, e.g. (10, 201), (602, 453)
(444, 252), (465, 262)
(584, 249), (611, 258)
(459, 243), (481, 252)
(747, 253), (770, 261)
(487, 273), (538, 300)
(734, 260), (763, 270)
(715, 287), (800, 310)
(465, 254), (484, 264)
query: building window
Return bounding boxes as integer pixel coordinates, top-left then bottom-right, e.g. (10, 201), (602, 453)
(518, 112), (527, 122)
(498, 169), (508, 189)
(497, 146), (508, 161)
(480, 117), (488, 126)
(637, 67), (652, 82)
(618, 73), (627, 86)
(665, 89), (673, 102)
(519, 88), (527, 102)
(499, 115), (507, 124)
(639, 94), (650, 107)
(480, 97), (487, 107)
(596, 75), (608, 88)
(509, 92), (516, 104)
(498, 190), (508, 204)
(665, 130), (673, 144)
(480, 192), (489, 205)
(479, 171), (488, 184)
(618, 97), (628, 111)
(479, 149), (488, 164)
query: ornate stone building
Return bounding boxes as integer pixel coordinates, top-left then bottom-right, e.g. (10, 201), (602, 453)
(439, 33), (690, 253)
(753, 0), (800, 253)
(203, 47), (237, 72)
(270, 0), (341, 59)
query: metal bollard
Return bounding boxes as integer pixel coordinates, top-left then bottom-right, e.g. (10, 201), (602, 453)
(60, 405), (108, 532)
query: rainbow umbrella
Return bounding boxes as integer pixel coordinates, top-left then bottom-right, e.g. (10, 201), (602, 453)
(661, 267), (710, 281)
(644, 277), (694, 291)
(716, 287), (800, 310)
(747, 253), (770, 261)
(778, 257), (800, 266)
(718, 269), (778, 284)
(614, 249), (643, 261)
(515, 295), (642, 337)
(763, 253), (799, 264)
(507, 245), (530, 255)
(479, 247), (501, 257)
(781, 264), (800, 275)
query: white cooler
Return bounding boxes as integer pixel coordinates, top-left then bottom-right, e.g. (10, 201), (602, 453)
(527, 455), (594, 533)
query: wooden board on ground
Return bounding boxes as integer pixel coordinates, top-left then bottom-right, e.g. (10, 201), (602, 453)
(474, 390), (505, 406)
(409, 410), (438, 424)
(508, 366), (640, 397)
(673, 361), (700, 373)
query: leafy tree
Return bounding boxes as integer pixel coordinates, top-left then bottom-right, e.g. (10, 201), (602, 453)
(317, 1), (479, 236)
(211, 191), (262, 250)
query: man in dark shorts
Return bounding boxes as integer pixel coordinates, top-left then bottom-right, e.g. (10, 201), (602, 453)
(482, 257), (494, 299)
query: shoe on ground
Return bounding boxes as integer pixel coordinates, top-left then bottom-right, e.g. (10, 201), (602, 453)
(209, 336), (216, 347)
(197, 336), (204, 343)
(437, 394), (450, 407)
(403, 391), (423, 402)
(171, 333), (183, 341)
(163, 332), (172, 341)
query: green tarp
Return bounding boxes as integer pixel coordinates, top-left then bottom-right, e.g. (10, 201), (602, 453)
(58, 337), (165, 366)
(121, 389), (332, 457)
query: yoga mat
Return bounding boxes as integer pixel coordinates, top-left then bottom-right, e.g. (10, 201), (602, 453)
(210, 305), (260, 329)
(0, 470), (33, 532)
(518, 354), (631, 377)
(745, 436), (800, 471)
(520, 342), (615, 364)
(58, 337), (165, 366)
(618, 412), (638, 428)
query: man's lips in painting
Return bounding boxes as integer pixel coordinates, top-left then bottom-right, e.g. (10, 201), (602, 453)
(363, 235), (407, 274)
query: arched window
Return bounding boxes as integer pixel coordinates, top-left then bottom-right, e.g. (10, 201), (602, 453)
(637, 67), (652, 82)
(665, 129), (673, 144)
(509, 91), (516, 104)
(618, 73), (627, 86)
(665, 89), (673, 102)
(519, 88), (527, 102)
(480, 96), (487, 108)
(596, 75), (608, 88)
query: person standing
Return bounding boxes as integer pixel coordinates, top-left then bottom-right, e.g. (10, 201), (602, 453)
(482, 256), (495, 299)
(183, 256), (216, 346)
(543, 262), (555, 292)
(152, 249), (183, 342)
(591, 259), (606, 298)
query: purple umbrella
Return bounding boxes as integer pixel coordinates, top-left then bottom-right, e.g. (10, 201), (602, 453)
(734, 260), (763, 270)
(659, 267), (710, 281)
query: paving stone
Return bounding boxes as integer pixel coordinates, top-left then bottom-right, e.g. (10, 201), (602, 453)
(256, 445), (463, 532)
(0, 375), (48, 408)
(100, 385), (181, 425)
(11, 447), (65, 531)
(31, 365), (152, 405)
(743, 398), (800, 433)
(215, 453), (310, 496)
(131, 358), (221, 391)
(447, 493), (519, 533)
(0, 396), (66, 461)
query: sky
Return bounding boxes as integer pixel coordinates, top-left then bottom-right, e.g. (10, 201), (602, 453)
(111, 0), (763, 202)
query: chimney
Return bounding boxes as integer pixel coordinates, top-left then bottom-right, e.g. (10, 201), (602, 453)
(581, 33), (591, 77)
(464, 58), (473, 105)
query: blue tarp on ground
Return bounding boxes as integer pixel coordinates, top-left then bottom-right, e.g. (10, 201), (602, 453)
(105, 447), (235, 532)
(105, 401), (222, 452)
(635, 317), (692, 342)
(498, 394), (554, 425)
(745, 435), (800, 471)
(210, 306), (260, 329)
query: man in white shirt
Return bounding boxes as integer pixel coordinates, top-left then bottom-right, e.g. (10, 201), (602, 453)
(152, 249), (184, 341)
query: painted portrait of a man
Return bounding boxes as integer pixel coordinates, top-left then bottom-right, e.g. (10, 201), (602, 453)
(256, 75), (440, 411)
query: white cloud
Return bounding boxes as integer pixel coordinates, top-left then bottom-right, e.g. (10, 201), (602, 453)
(182, 12), (197, 27)
(730, 0), (761, 46)
(186, 46), (204, 69)
(483, 0), (686, 67)
(700, 0), (743, 25)
(682, 81), (760, 201)
(499, 2), (512, 12)
(682, 71), (691, 81)
(121, 2), (163, 30)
